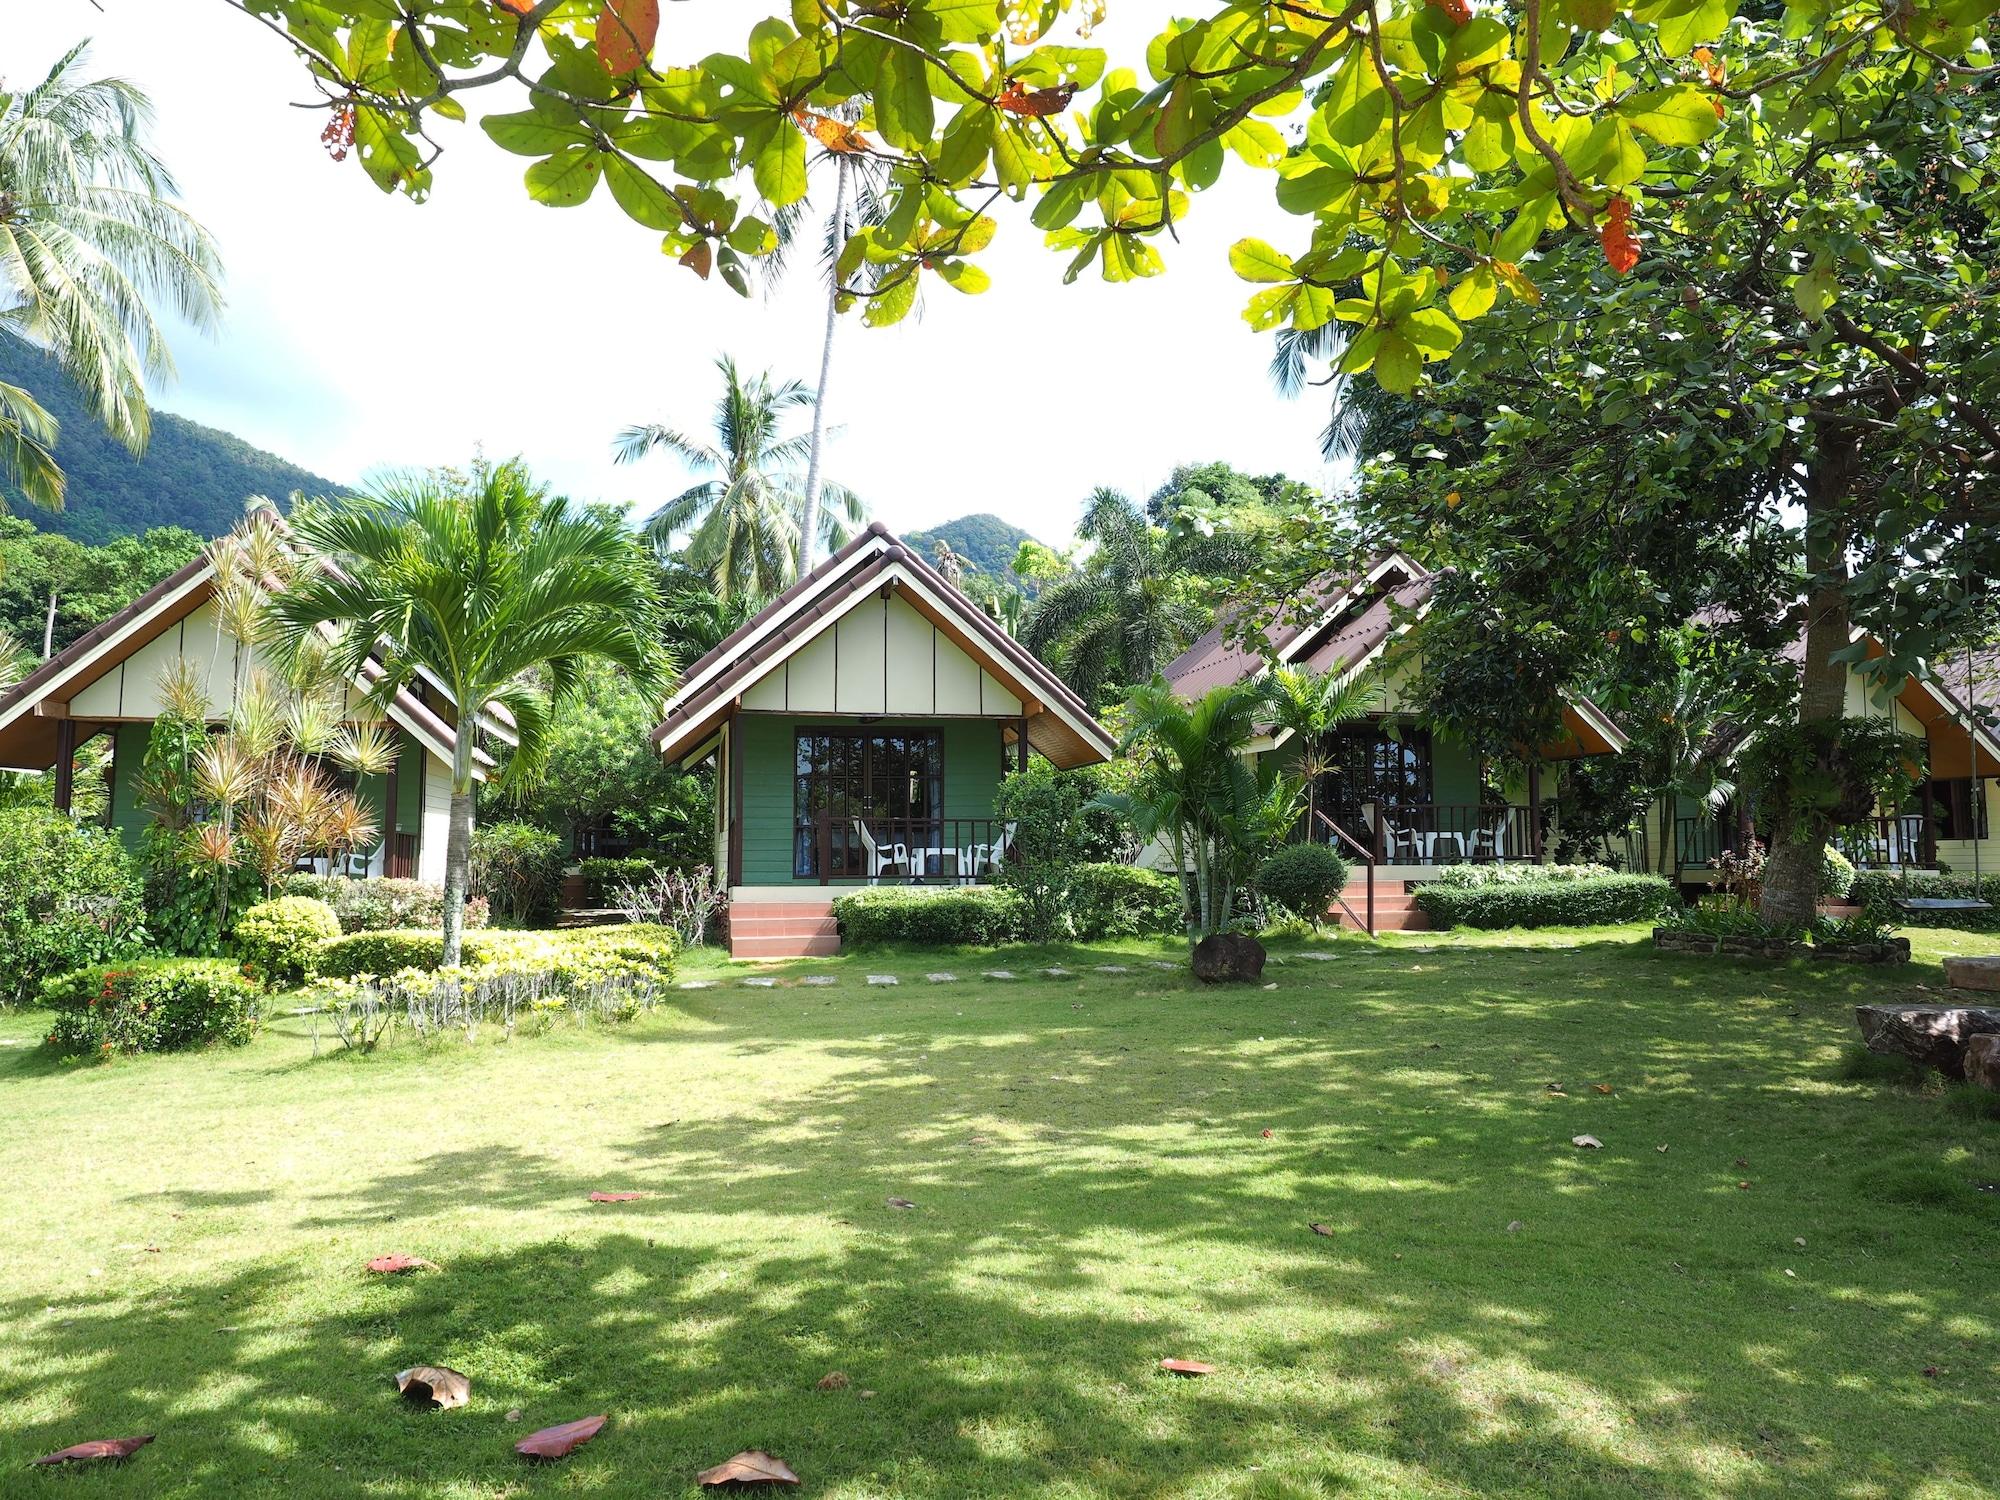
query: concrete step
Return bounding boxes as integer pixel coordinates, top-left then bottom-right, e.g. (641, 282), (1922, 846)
(731, 900), (840, 918)
(731, 917), (840, 939)
(731, 933), (842, 960)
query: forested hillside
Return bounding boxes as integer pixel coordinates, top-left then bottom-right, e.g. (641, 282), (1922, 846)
(0, 333), (341, 543)
(905, 513), (1038, 581)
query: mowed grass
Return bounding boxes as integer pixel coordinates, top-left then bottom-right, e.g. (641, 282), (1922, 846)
(0, 925), (1996, 1499)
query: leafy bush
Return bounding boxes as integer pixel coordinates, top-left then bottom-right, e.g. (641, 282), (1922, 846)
(315, 929), (450, 978)
(42, 959), (261, 1055)
(1414, 873), (1673, 930)
(281, 873), (490, 933)
(1820, 845), (1857, 900)
(994, 761), (1085, 941)
(0, 809), (145, 1004)
(1256, 844), (1350, 928)
(833, 887), (1023, 947)
(1850, 871), (2000, 932)
(1656, 900), (1803, 940)
(470, 822), (566, 926)
(1809, 913), (1898, 947)
(1425, 862), (1614, 887)
(580, 855), (660, 905)
(232, 896), (341, 987)
(1070, 863), (1182, 939)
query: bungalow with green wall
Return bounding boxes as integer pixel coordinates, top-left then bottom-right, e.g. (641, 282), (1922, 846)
(652, 524), (1117, 958)
(0, 511), (503, 885)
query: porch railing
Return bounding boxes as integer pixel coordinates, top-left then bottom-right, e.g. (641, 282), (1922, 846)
(1366, 803), (1539, 864)
(1835, 814), (1935, 870)
(1309, 807), (1375, 936)
(800, 815), (1013, 885)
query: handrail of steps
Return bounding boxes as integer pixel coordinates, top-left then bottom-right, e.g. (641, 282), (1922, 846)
(1311, 807), (1376, 937)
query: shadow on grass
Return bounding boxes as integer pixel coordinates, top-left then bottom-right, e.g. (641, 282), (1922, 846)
(4, 933), (1996, 1497)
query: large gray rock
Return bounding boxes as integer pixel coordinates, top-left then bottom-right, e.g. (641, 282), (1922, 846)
(1191, 932), (1267, 984)
(1966, 1034), (2000, 1093)
(1944, 955), (2000, 993)
(1855, 1002), (2000, 1078)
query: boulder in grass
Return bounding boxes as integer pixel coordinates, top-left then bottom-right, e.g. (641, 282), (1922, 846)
(1190, 933), (1266, 984)
(1965, 1034), (2000, 1093)
(1854, 1002), (2000, 1079)
(1944, 955), (2000, 993)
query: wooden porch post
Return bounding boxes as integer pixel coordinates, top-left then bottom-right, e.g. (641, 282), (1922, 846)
(1527, 762), (1543, 863)
(726, 714), (744, 889)
(1921, 772), (1936, 866)
(53, 719), (76, 815)
(1016, 716), (1029, 775)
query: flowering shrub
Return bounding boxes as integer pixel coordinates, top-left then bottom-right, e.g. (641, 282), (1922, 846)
(42, 959), (261, 1056)
(281, 874), (490, 933)
(232, 896), (341, 987)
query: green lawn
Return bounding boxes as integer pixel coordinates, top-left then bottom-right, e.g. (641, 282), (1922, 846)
(1, 924), (1996, 1498)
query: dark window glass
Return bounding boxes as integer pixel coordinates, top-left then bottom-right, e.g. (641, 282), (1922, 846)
(794, 729), (945, 877)
(1313, 725), (1433, 832)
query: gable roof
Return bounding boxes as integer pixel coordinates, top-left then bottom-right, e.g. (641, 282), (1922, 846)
(1164, 553), (1628, 759)
(0, 521), (495, 774)
(652, 523), (1117, 769)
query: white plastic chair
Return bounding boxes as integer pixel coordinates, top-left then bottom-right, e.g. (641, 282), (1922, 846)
(853, 819), (908, 883)
(965, 822), (1014, 880)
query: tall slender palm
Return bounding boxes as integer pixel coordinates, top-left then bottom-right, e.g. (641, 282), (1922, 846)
(266, 460), (669, 963)
(0, 42), (224, 509)
(614, 355), (864, 603)
(1643, 663), (1741, 877)
(1268, 663), (1384, 836)
(1023, 489), (1245, 707)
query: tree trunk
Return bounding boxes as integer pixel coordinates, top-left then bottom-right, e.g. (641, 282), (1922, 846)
(1759, 426), (1858, 929)
(441, 721), (478, 967)
(799, 154), (849, 578)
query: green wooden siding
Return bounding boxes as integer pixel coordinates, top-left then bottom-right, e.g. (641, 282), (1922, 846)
(107, 723), (153, 848)
(1431, 735), (1481, 805)
(736, 714), (1009, 886)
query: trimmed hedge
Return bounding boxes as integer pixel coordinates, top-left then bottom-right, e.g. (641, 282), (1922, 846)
(1851, 871), (2000, 931)
(1071, 863), (1182, 939)
(232, 897), (341, 986)
(282, 874), (490, 933)
(314, 923), (680, 981)
(1414, 873), (1674, 930)
(1425, 862), (1614, 887)
(42, 959), (262, 1055)
(316, 929), (454, 978)
(1257, 844), (1350, 927)
(833, 887), (1023, 947)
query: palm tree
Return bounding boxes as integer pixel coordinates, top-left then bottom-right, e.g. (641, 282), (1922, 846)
(1023, 489), (1247, 707)
(614, 355), (865, 603)
(0, 42), (224, 509)
(1268, 664), (1384, 836)
(1643, 662), (1742, 877)
(266, 460), (669, 963)
(1097, 678), (1302, 941)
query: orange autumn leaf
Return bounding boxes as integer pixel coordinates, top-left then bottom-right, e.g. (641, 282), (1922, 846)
(679, 241), (713, 280)
(598, 0), (659, 75)
(996, 78), (1078, 117)
(1600, 196), (1640, 276)
(1693, 46), (1726, 86)
(698, 1450), (802, 1486)
(792, 109), (871, 155)
(1425, 0), (1474, 23)
(493, 0), (535, 13)
(1159, 1358), (1216, 1376)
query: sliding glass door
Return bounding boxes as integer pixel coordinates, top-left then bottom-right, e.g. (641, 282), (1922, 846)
(794, 729), (944, 878)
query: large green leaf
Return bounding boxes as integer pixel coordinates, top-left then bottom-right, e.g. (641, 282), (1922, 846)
(752, 120), (808, 206)
(1618, 84), (1723, 146)
(524, 145), (603, 206)
(1228, 238), (1295, 283)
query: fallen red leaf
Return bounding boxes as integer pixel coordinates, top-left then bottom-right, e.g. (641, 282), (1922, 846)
(1260, 1128), (1273, 1138)
(815, 1370), (850, 1391)
(1592, 1084), (1614, 1095)
(33, 1436), (154, 1466)
(1159, 1358), (1215, 1376)
(597, 0), (659, 74)
(996, 78), (1078, 116)
(698, 1449), (801, 1486)
(366, 1254), (437, 1274)
(515, 1415), (606, 1461)
(395, 1366), (471, 1410)
(589, 1191), (645, 1203)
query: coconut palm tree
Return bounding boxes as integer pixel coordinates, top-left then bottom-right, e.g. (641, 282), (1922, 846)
(614, 355), (865, 603)
(1267, 663), (1384, 836)
(266, 460), (670, 963)
(1023, 489), (1253, 708)
(0, 42), (224, 509)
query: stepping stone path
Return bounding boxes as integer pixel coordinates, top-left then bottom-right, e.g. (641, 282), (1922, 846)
(1297, 952), (1340, 962)
(1043, 967), (1073, 978)
(983, 970), (1017, 981)
(1094, 965), (1131, 974)
(867, 974), (900, 987)
(925, 972), (958, 984)
(678, 980), (716, 990)
(741, 977), (777, 988)
(801, 975), (837, 987)
(1149, 961), (1181, 971)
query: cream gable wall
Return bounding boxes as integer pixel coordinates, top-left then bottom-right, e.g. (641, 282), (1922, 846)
(68, 600), (250, 720)
(728, 593), (1023, 719)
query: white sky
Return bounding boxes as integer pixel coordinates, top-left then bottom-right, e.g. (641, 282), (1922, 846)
(11, 1), (1342, 546)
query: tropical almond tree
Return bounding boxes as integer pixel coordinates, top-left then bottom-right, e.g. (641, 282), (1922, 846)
(267, 459), (669, 963)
